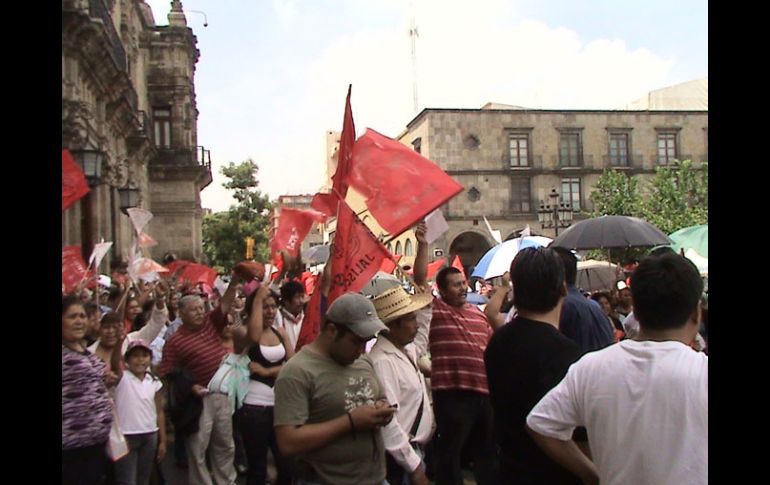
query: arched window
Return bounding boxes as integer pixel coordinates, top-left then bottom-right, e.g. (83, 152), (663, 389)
(405, 239), (414, 256)
(387, 243), (393, 253)
(395, 241), (403, 255)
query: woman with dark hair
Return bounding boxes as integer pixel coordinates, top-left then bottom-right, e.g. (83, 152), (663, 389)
(591, 291), (625, 341)
(232, 286), (295, 485)
(62, 295), (114, 485)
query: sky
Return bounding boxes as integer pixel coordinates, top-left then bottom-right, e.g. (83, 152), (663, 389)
(145, 0), (707, 213)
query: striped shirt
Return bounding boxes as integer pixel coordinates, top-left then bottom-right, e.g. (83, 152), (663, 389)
(429, 298), (493, 394)
(158, 307), (228, 386)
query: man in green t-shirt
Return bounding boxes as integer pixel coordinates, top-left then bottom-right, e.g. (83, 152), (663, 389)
(274, 292), (397, 485)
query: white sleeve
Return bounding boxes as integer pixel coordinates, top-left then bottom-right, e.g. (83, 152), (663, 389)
(526, 367), (583, 441)
(132, 305), (169, 344)
(413, 307), (432, 358)
(372, 356), (422, 473)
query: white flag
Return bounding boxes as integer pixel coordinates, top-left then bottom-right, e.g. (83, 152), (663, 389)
(425, 209), (450, 244)
(214, 276), (229, 296)
(88, 241), (113, 269)
(483, 216), (503, 245)
(127, 208), (153, 235)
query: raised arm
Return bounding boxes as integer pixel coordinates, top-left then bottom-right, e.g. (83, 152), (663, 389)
(133, 280), (170, 344)
(219, 272), (243, 317)
(413, 221), (429, 289)
(484, 272), (511, 330)
(246, 285), (270, 345)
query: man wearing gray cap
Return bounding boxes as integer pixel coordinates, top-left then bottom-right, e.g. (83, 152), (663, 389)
(274, 292), (397, 485)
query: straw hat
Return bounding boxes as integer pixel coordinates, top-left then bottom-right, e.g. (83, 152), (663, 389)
(372, 286), (432, 324)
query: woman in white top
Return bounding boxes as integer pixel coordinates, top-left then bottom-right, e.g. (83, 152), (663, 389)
(233, 285), (294, 485)
(110, 338), (166, 485)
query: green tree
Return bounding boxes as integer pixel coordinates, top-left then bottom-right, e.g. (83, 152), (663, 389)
(642, 159), (708, 235)
(202, 159), (272, 271)
(589, 169), (644, 217)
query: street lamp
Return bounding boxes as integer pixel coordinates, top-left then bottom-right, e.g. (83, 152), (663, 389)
(537, 188), (573, 236)
(70, 148), (104, 187)
(118, 185), (141, 215)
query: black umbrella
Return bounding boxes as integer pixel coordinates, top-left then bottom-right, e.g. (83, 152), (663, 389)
(301, 244), (330, 265)
(551, 216), (672, 250)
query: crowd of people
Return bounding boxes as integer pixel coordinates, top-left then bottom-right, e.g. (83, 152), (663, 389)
(62, 222), (708, 485)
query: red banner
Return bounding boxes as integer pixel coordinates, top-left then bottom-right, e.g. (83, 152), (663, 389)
(295, 281), (323, 352)
(407, 258), (445, 280)
(451, 254), (467, 282)
(165, 260), (218, 287)
(62, 150), (90, 212)
(328, 200), (391, 303)
(380, 253), (402, 274)
(348, 128), (464, 237)
(270, 208), (327, 261)
(62, 246), (95, 293)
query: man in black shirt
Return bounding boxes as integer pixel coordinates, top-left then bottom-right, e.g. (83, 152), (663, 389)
(484, 247), (586, 484)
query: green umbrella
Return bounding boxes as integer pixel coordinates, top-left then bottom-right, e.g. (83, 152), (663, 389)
(668, 224), (708, 259)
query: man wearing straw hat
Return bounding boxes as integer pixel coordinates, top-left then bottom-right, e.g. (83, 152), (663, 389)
(370, 284), (435, 485)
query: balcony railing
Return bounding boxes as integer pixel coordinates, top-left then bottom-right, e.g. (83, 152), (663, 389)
(89, 0), (126, 71)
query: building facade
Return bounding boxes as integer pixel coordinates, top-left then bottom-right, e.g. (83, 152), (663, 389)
(396, 105), (708, 273)
(62, 0), (211, 271)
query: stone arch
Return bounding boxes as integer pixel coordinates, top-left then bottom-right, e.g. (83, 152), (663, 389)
(449, 231), (493, 277)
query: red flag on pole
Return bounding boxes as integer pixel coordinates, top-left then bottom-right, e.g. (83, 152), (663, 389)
(62, 150), (90, 212)
(348, 128), (464, 236)
(270, 208), (327, 261)
(62, 246), (95, 293)
(165, 260), (218, 287)
(379, 253), (402, 274)
(327, 200), (391, 303)
(295, 280), (323, 352)
(406, 258), (445, 280)
(451, 254), (467, 282)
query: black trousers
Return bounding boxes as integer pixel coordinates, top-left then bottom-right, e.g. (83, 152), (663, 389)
(432, 390), (499, 485)
(62, 443), (109, 485)
(235, 404), (293, 485)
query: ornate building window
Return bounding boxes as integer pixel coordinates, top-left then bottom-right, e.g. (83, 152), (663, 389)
(153, 107), (171, 149)
(510, 178), (531, 213)
(656, 130), (679, 164)
(561, 177), (581, 211)
(608, 132), (630, 167)
(405, 239), (414, 256)
(395, 241), (403, 255)
(559, 131), (582, 167)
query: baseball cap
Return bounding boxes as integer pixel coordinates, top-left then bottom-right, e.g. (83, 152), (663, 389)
(325, 292), (389, 339)
(124, 339), (153, 359)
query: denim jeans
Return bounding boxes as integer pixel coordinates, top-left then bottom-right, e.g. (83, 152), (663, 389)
(235, 404), (293, 485)
(114, 432), (158, 485)
(432, 390), (499, 485)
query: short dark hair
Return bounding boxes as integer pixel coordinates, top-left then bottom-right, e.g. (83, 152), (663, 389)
(84, 302), (99, 316)
(280, 281), (306, 305)
(436, 267), (462, 292)
(100, 312), (122, 327)
(591, 291), (615, 306)
(552, 247), (577, 285)
(244, 288), (279, 319)
(509, 247), (566, 313)
(630, 253), (703, 331)
(62, 295), (83, 317)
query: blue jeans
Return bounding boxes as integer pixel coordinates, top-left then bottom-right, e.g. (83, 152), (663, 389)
(114, 432), (158, 485)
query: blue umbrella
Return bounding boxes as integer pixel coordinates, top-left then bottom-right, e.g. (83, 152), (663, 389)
(471, 236), (553, 280)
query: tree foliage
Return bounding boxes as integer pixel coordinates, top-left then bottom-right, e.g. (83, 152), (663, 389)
(586, 160), (708, 263)
(202, 159), (272, 271)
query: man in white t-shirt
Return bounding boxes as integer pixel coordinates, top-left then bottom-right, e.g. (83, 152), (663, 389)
(526, 252), (708, 485)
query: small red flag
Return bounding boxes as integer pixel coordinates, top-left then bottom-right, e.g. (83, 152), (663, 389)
(295, 281), (323, 352)
(165, 260), (218, 287)
(62, 246), (95, 293)
(311, 192), (338, 218)
(348, 128), (464, 237)
(62, 150), (90, 212)
(451, 255), (467, 282)
(327, 200), (391, 303)
(380, 253), (402, 274)
(332, 85), (355, 201)
(270, 208), (327, 261)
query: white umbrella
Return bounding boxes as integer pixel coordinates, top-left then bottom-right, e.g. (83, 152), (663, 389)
(470, 236), (553, 280)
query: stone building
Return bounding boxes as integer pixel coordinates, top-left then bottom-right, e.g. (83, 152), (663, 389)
(62, 0), (211, 271)
(395, 86), (708, 272)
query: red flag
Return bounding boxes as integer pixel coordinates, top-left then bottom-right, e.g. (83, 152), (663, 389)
(409, 258), (446, 279)
(311, 192), (338, 217)
(451, 255), (467, 282)
(295, 282), (323, 352)
(348, 128), (464, 236)
(62, 246), (95, 293)
(270, 208), (327, 261)
(165, 260), (218, 287)
(327, 200), (391, 303)
(62, 150), (90, 212)
(380, 253), (402, 274)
